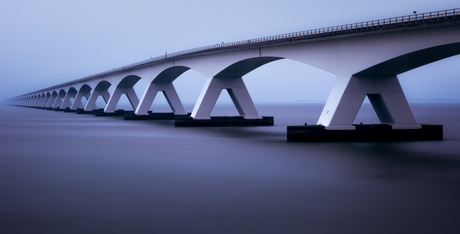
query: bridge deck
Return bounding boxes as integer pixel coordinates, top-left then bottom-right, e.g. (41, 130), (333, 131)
(14, 8), (460, 97)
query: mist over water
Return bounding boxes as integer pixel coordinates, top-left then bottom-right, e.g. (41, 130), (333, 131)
(0, 103), (459, 233)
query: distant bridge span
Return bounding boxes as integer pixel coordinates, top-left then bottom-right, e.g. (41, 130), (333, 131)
(7, 8), (460, 130)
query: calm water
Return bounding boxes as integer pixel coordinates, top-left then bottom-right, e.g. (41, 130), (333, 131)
(0, 103), (459, 234)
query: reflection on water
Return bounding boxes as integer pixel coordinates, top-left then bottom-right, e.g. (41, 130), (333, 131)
(0, 103), (459, 234)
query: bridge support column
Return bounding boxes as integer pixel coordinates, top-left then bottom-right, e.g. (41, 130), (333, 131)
(104, 87), (139, 113)
(52, 92), (66, 109)
(40, 94), (51, 108)
(317, 75), (419, 130)
(135, 82), (186, 115)
(38, 96), (46, 107)
(71, 91), (90, 110)
(46, 93), (58, 108)
(191, 77), (261, 119)
(26, 98), (33, 107)
(25, 98), (31, 106)
(84, 90), (110, 111)
(60, 91), (77, 109)
(34, 96), (43, 107)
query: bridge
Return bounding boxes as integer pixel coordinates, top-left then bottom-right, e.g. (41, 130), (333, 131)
(5, 8), (460, 140)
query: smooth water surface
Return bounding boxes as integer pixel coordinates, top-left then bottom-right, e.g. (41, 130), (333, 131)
(0, 104), (459, 234)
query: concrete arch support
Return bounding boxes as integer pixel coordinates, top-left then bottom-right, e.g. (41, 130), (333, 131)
(71, 90), (91, 110)
(26, 97), (33, 106)
(85, 90), (110, 111)
(52, 95), (62, 108)
(52, 91), (66, 108)
(35, 96), (42, 107)
(60, 89), (77, 109)
(29, 97), (35, 106)
(24, 97), (30, 106)
(105, 87), (140, 113)
(41, 94), (51, 108)
(135, 82), (186, 115)
(317, 75), (419, 130)
(46, 92), (58, 108)
(191, 77), (261, 120)
(29, 97), (34, 106)
(35, 95), (44, 107)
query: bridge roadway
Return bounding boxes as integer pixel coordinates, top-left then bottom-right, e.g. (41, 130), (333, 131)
(6, 8), (460, 130)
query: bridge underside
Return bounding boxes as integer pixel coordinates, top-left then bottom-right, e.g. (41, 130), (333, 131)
(355, 42), (460, 77)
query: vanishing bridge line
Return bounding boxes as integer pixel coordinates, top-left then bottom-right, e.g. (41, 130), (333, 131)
(6, 8), (460, 141)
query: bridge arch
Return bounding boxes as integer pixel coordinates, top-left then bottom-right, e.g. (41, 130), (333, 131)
(52, 89), (67, 108)
(68, 87), (78, 94)
(58, 89), (66, 96)
(66, 87), (78, 107)
(71, 85), (92, 110)
(26, 95), (31, 106)
(105, 75), (142, 113)
(317, 41), (460, 129)
(355, 42), (460, 77)
(59, 87), (77, 109)
(27, 95), (34, 106)
(94, 80), (111, 91)
(45, 91), (58, 108)
(214, 57), (283, 78)
(30, 96), (35, 106)
(84, 81), (111, 111)
(40, 92), (51, 108)
(117, 75), (142, 88)
(135, 66), (191, 115)
(43, 92), (50, 107)
(80, 84), (92, 93)
(36, 93), (45, 107)
(191, 56), (284, 119)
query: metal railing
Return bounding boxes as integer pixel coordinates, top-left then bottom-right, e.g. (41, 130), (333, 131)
(10, 8), (460, 99)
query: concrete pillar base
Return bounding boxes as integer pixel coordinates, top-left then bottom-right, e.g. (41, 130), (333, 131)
(95, 109), (134, 116)
(77, 108), (104, 114)
(287, 124), (442, 142)
(124, 112), (189, 120)
(175, 116), (273, 127)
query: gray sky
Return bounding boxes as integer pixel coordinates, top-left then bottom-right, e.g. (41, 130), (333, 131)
(1, 0), (459, 104)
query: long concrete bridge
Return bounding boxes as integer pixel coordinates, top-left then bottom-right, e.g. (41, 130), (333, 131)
(5, 8), (460, 133)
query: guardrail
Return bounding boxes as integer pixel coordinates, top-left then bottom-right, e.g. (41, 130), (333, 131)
(10, 8), (460, 99)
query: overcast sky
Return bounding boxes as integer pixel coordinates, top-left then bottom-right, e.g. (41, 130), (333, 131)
(1, 0), (459, 105)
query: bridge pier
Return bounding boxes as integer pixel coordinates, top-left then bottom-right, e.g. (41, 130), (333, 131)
(105, 87), (139, 113)
(176, 76), (273, 127)
(33, 95), (43, 107)
(135, 82), (186, 115)
(25, 97), (31, 107)
(52, 91), (66, 109)
(60, 89), (77, 109)
(40, 93), (51, 108)
(45, 92), (58, 108)
(287, 75), (437, 142)
(27, 97), (33, 107)
(31, 97), (37, 107)
(317, 75), (419, 130)
(80, 81), (111, 112)
(25, 97), (30, 106)
(84, 89), (110, 111)
(71, 90), (91, 110)
(191, 76), (261, 120)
